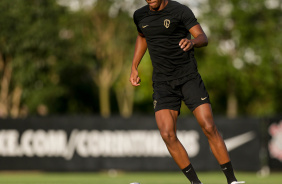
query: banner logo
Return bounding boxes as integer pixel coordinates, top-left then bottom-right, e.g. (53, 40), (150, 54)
(224, 131), (256, 152)
(0, 129), (200, 160)
(268, 121), (282, 161)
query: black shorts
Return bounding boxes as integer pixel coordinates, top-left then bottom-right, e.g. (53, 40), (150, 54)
(152, 73), (210, 113)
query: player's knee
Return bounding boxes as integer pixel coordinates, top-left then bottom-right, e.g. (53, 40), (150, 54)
(202, 123), (218, 137)
(160, 131), (177, 144)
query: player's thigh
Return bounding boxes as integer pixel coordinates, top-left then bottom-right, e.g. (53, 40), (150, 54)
(193, 103), (214, 126)
(155, 109), (179, 134)
(193, 103), (217, 135)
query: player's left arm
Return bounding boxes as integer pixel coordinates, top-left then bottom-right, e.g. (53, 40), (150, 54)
(179, 24), (208, 52)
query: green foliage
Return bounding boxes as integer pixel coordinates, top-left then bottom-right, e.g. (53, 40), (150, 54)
(198, 0), (282, 116)
(0, 0), (281, 117)
(0, 0), (97, 115)
(133, 51), (154, 114)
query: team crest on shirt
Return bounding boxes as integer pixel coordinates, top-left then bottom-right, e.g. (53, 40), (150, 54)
(164, 19), (170, 28)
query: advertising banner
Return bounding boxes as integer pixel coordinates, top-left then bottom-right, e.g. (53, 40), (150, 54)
(267, 117), (282, 170)
(0, 116), (260, 171)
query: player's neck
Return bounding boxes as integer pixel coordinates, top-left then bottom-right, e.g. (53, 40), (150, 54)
(149, 0), (169, 11)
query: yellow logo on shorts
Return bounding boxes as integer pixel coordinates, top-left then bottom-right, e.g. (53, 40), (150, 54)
(153, 100), (157, 109)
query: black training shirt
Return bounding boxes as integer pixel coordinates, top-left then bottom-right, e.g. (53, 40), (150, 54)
(133, 0), (199, 82)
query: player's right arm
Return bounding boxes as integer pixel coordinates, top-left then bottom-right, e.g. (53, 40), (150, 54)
(130, 32), (147, 86)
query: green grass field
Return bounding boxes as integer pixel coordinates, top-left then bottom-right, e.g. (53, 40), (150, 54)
(0, 171), (281, 184)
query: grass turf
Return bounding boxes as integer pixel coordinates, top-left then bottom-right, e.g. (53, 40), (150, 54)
(0, 171), (281, 184)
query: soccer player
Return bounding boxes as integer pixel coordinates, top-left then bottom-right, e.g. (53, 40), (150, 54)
(129, 0), (245, 184)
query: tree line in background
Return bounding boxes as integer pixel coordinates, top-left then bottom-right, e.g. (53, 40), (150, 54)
(0, 0), (281, 119)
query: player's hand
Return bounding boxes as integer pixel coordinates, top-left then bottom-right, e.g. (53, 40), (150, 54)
(179, 38), (194, 52)
(130, 69), (141, 86)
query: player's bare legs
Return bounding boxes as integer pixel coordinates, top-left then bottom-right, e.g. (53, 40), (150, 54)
(193, 103), (230, 164)
(155, 109), (202, 183)
(155, 105), (230, 167)
(193, 103), (243, 184)
(155, 109), (190, 169)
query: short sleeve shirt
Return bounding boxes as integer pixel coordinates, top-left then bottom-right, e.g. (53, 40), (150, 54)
(133, 0), (199, 82)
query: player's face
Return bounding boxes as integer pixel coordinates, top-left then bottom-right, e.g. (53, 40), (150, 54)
(145, 0), (164, 10)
